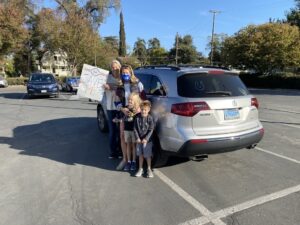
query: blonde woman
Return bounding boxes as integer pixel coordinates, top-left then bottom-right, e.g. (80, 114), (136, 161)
(116, 65), (145, 170)
(103, 60), (122, 159)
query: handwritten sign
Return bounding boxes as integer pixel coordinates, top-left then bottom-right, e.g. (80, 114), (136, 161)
(77, 64), (109, 101)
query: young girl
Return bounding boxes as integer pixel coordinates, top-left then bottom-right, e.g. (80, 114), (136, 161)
(122, 92), (141, 171)
(116, 65), (144, 170)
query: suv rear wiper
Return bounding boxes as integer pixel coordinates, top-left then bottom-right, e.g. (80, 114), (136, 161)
(205, 91), (232, 96)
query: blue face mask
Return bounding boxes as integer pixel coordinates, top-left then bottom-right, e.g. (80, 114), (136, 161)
(121, 73), (130, 82)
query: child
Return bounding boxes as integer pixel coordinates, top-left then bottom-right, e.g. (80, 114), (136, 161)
(134, 100), (155, 178)
(122, 92), (141, 171)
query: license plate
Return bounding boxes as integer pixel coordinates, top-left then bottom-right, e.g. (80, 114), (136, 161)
(41, 90), (47, 93)
(224, 109), (240, 120)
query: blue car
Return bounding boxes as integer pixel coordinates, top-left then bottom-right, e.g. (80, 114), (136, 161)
(62, 76), (80, 93)
(27, 73), (59, 98)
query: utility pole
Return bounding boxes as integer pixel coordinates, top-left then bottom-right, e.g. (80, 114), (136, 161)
(175, 32), (179, 65)
(209, 10), (221, 65)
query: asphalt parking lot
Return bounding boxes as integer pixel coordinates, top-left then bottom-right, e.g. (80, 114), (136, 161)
(0, 86), (299, 225)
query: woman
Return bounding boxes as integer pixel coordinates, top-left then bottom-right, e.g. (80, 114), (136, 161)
(116, 65), (145, 170)
(103, 59), (122, 159)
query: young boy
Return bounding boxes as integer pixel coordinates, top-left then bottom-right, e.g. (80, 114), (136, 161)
(134, 100), (155, 178)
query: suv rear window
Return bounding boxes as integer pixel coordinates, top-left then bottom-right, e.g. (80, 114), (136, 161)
(177, 73), (249, 97)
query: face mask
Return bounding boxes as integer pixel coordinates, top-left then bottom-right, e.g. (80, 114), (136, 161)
(121, 73), (130, 82)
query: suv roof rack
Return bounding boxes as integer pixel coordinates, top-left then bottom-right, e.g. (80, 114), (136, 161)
(177, 64), (230, 70)
(135, 65), (180, 71)
(135, 64), (230, 71)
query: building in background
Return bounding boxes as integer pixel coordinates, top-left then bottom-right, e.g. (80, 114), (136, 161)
(38, 51), (71, 77)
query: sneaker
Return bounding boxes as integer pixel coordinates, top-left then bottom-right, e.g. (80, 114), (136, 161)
(135, 168), (143, 177)
(123, 162), (131, 171)
(130, 161), (137, 171)
(116, 161), (126, 171)
(147, 169), (154, 178)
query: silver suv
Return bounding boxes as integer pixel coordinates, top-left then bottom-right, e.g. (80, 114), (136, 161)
(97, 65), (264, 166)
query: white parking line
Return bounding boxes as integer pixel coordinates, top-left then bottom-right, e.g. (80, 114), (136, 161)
(255, 147), (300, 164)
(180, 184), (300, 225)
(260, 119), (300, 129)
(155, 170), (226, 225)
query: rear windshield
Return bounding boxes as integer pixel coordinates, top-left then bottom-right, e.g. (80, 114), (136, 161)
(30, 74), (55, 83)
(0, 75), (4, 80)
(177, 73), (249, 97)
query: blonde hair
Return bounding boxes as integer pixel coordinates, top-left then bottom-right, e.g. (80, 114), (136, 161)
(128, 92), (141, 110)
(121, 65), (139, 84)
(111, 59), (121, 69)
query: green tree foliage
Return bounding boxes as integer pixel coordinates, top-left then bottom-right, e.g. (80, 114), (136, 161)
(286, 0), (300, 27)
(0, 1), (28, 57)
(147, 38), (167, 65)
(169, 34), (200, 64)
(207, 33), (228, 65)
(133, 38), (147, 65)
(118, 11), (126, 57)
(36, 8), (102, 75)
(55, 0), (120, 28)
(221, 23), (300, 74)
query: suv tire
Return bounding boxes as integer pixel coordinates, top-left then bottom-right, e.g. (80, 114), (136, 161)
(97, 105), (108, 133)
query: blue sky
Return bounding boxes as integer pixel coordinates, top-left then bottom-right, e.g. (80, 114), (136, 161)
(44, 0), (295, 56)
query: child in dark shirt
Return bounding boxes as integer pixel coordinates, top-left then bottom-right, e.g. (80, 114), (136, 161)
(122, 92), (141, 171)
(134, 100), (155, 178)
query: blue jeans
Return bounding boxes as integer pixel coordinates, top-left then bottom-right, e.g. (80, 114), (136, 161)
(107, 110), (120, 155)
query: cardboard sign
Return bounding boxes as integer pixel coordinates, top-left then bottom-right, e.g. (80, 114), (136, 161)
(77, 64), (109, 101)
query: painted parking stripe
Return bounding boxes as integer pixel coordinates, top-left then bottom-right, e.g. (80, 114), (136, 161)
(260, 119), (300, 129)
(155, 169), (226, 225)
(180, 183), (300, 225)
(255, 147), (300, 164)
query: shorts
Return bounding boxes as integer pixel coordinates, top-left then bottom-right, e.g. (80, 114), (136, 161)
(136, 142), (153, 158)
(124, 130), (135, 143)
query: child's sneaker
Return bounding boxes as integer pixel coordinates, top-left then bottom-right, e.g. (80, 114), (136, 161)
(135, 168), (143, 177)
(130, 161), (137, 171)
(123, 162), (131, 171)
(147, 169), (154, 178)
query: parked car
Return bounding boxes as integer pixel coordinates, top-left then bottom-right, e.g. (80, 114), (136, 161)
(61, 76), (80, 93)
(27, 73), (59, 98)
(97, 65), (264, 167)
(0, 75), (8, 88)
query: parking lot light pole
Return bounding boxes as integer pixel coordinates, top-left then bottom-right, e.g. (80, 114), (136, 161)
(209, 10), (221, 65)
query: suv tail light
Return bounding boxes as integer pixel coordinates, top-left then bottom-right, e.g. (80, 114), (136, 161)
(171, 102), (210, 117)
(251, 98), (259, 108)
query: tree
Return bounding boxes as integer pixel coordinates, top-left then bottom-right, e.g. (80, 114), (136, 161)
(36, 8), (102, 75)
(118, 11), (126, 57)
(221, 23), (300, 74)
(0, 1), (28, 57)
(147, 38), (167, 65)
(206, 33), (228, 65)
(169, 34), (200, 64)
(133, 38), (147, 65)
(285, 0), (300, 27)
(54, 0), (120, 28)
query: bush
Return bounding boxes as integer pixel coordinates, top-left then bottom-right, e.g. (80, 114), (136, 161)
(239, 73), (300, 89)
(7, 77), (28, 85)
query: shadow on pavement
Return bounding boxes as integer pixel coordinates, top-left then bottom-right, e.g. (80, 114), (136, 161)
(0, 117), (119, 171)
(0, 92), (27, 99)
(0, 117), (188, 170)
